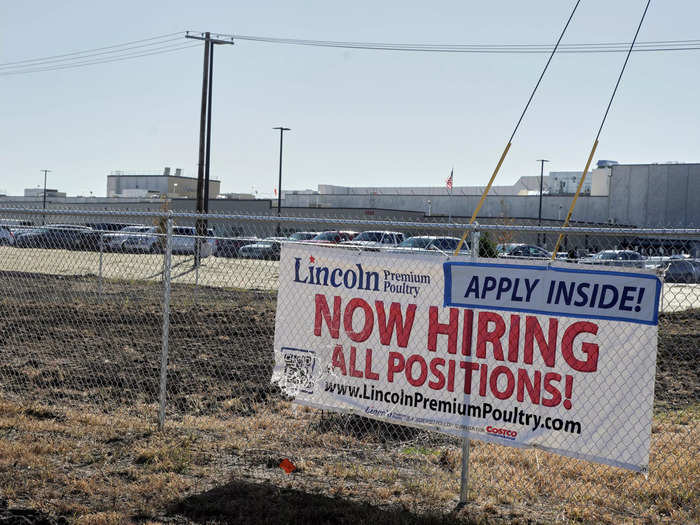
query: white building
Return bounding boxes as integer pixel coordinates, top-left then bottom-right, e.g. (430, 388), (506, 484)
(107, 167), (220, 199)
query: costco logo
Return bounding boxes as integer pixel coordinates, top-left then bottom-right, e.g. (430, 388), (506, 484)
(486, 426), (517, 441)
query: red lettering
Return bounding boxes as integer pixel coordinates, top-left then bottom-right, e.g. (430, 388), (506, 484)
(375, 301), (416, 348)
(479, 363), (488, 396)
(364, 348), (379, 381)
(516, 368), (541, 404)
(428, 358), (446, 390)
(561, 322), (599, 372)
(314, 294), (340, 339)
(489, 365), (515, 400)
(460, 361), (479, 394)
(349, 346), (363, 378)
(476, 312), (505, 361)
(447, 359), (456, 392)
(331, 345), (346, 375)
(524, 316), (558, 367)
(406, 355), (428, 387)
(427, 306), (459, 354)
(387, 352), (404, 382)
(343, 298), (374, 342)
(462, 309), (473, 356)
(507, 314), (520, 362)
(542, 372), (562, 407)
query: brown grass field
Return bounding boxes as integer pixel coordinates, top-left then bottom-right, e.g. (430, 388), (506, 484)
(0, 271), (697, 524)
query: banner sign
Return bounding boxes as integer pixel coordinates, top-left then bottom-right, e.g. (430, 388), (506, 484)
(272, 244), (661, 471)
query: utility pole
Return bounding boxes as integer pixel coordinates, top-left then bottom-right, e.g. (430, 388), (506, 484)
(536, 159), (549, 246)
(185, 31), (233, 266)
(273, 126), (290, 235)
(41, 169), (51, 225)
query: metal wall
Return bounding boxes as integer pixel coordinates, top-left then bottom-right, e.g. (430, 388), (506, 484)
(608, 163), (700, 227)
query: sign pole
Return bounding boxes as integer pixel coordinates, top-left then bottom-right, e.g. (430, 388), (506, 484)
(459, 227), (480, 506)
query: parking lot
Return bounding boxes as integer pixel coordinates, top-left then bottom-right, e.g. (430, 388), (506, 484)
(1, 245), (698, 312)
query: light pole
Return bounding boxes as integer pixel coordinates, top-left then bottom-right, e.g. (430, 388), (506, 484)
(41, 169), (51, 225)
(273, 127), (290, 233)
(536, 159), (549, 246)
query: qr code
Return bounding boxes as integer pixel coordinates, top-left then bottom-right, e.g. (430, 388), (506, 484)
(281, 348), (316, 394)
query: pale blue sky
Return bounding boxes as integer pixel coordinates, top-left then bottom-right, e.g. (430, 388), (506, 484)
(1, 0), (698, 197)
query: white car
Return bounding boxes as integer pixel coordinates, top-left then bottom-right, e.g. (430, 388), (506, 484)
(341, 231), (405, 249)
(579, 250), (645, 268)
(103, 225), (152, 252)
(171, 226), (215, 255)
(122, 226), (214, 256)
(389, 236), (468, 255)
(121, 227), (163, 253)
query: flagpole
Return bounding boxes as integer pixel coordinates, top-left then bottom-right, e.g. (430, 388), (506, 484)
(447, 167), (454, 223)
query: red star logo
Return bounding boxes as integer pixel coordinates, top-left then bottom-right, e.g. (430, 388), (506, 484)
(309, 255), (315, 263)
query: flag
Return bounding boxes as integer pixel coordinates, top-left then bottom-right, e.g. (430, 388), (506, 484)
(273, 188), (277, 196)
(446, 169), (453, 190)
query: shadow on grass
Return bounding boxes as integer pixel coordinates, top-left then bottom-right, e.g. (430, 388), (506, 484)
(311, 412), (458, 448)
(171, 478), (469, 525)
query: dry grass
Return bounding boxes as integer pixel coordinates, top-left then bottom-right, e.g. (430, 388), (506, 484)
(0, 397), (697, 524)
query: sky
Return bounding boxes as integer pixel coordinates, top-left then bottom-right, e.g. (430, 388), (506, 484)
(1, 0), (698, 198)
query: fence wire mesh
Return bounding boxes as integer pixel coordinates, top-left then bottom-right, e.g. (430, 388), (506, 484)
(0, 207), (697, 523)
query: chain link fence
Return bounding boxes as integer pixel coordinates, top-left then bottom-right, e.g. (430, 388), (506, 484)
(0, 206), (697, 522)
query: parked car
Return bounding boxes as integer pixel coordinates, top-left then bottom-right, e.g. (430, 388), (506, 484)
(85, 222), (141, 233)
(171, 226), (214, 255)
(288, 231), (319, 241)
(14, 224), (95, 250)
(0, 226), (15, 246)
(390, 236), (469, 254)
(501, 244), (551, 259)
(122, 226), (214, 256)
(307, 231), (358, 244)
(579, 250), (645, 268)
(342, 230), (405, 249)
(215, 236), (259, 258)
(496, 243), (523, 255)
(121, 227), (162, 253)
(238, 238), (283, 260)
(662, 259), (700, 283)
(102, 225), (152, 252)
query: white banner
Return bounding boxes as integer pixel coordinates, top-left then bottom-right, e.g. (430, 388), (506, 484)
(272, 244), (661, 472)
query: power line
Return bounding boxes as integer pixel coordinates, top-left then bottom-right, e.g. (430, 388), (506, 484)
(0, 43), (200, 76)
(0, 32), (183, 67)
(0, 37), (184, 70)
(3, 29), (700, 77)
(552, 0), (653, 257)
(230, 33), (700, 53)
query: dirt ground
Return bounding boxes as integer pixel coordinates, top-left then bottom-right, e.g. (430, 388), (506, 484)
(0, 271), (697, 524)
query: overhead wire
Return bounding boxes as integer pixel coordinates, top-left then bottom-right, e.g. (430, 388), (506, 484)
(2, 25), (698, 77)
(453, 0), (583, 255)
(0, 37), (184, 70)
(0, 32), (183, 67)
(551, 0), (653, 258)
(230, 33), (700, 53)
(0, 43), (200, 76)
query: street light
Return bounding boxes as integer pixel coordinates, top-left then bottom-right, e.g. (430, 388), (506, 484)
(41, 169), (51, 225)
(273, 126), (291, 220)
(536, 159), (549, 246)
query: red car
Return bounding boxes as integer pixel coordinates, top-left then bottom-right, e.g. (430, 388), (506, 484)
(307, 230), (358, 244)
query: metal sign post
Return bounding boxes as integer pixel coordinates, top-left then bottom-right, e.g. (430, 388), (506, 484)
(458, 227), (480, 506)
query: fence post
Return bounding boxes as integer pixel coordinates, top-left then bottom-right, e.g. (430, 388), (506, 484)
(98, 231), (104, 302)
(158, 213), (174, 430)
(459, 226), (480, 506)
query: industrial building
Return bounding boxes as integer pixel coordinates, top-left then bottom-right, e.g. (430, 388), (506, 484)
(282, 162), (700, 228)
(0, 162), (697, 237)
(23, 188), (67, 198)
(106, 167), (220, 199)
